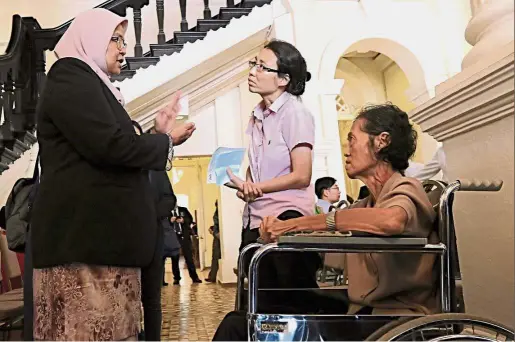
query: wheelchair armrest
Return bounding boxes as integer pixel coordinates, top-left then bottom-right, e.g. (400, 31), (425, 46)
(277, 233), (429, 249)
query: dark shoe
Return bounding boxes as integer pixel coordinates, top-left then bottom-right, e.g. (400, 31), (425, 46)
(192, 278), (202, 283)
(205, 278), (216, 283)
(162, 281), (169, 286)
(173, 279), (180, 285)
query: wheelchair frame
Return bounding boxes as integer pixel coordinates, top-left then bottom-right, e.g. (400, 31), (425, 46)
(235, 179), (505, 341)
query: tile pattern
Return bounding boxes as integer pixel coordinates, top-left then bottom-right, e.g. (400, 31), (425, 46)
(158, 261), (342, 341)
(160, 262), (235, 341)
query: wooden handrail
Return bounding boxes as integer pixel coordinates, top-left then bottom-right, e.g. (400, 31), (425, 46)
(0, 15), (25, 66)
(0, 0), (151, 156)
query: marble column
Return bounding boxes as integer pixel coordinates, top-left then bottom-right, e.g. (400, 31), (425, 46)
(410, 0), (514, 328)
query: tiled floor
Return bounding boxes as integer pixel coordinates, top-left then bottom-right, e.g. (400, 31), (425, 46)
(160, 262), (235, 341)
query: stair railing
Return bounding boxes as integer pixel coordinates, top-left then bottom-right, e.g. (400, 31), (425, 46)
(0, 0), (246, 173)
(0, 0), (154, 169)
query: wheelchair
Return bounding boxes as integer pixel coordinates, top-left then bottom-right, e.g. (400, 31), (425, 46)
(235, 179), (514, 341)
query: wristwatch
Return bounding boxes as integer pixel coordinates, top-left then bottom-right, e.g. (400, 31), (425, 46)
(326, 210), (337, 232)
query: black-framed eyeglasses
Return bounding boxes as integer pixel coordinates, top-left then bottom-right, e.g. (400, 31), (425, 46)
(111, 36), (127, 50)
(248, 60), (281, 74)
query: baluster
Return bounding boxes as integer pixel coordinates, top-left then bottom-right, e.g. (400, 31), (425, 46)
(179, 0), (188, 32)
(227, 0), (235, 7)
(0, 82), (4, 127)
(12, 69), (25, 132)
(203, 0), (211, 19)
(156, 0), (166, 44)
(0, 80), (5, 152)
(133, 5), (143, 57)
(35, 51), (46, 97)
(1, 73), (14, 142)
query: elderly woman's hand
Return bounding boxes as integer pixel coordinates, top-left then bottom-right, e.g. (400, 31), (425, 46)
(226, 168), (263, 202)
(259, 216), (300, 243)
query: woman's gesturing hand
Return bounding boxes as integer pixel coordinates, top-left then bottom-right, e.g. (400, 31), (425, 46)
(154, 92), (196, 145)
(226, 168), (263, 202)
(155, 92), (181, 134)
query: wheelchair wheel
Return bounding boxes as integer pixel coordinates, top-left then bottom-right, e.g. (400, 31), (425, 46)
(364, 317), (417, 341)
(368, 313), (514, 341)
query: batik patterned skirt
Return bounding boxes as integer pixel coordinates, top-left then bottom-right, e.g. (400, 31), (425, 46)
(33, 264), (141, 341)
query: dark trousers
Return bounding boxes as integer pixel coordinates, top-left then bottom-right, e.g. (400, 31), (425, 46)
(207, 236), (221, 281)
(140, 224), (164, 341)
(214, 210), (323, 341)
(169, 234), (199, 281)
(238, 210), (322, 313)
(23, 228), (33, 341)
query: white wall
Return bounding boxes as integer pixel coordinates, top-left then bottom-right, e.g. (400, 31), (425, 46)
(214, 87), (247, 283)
(174, 103), (217, 157)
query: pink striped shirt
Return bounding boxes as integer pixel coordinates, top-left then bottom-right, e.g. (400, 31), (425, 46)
(243, 92), (315, 229)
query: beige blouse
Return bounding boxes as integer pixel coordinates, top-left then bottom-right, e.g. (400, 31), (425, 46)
(346, 172), (438, 314)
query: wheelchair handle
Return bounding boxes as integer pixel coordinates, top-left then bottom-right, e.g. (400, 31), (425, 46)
(458, 179), (503, 192)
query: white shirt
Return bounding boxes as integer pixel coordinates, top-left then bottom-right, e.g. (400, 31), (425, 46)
(316, 199), (335, 214)
(411, 147), (448, 183)
(173, 207), (182, 233)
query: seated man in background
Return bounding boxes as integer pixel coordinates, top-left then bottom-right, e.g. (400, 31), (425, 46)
(213, 104), (437, 341)
(315, 177), (341, 213)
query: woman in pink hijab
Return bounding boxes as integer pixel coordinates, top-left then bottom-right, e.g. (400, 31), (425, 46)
(30, 8), (195, 341)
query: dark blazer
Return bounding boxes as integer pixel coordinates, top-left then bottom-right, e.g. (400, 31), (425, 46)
(148, 170), (177, 221)
(31, 58), (169, 268)
(171, 206), (194, 238)
(148, 170), (180, 256)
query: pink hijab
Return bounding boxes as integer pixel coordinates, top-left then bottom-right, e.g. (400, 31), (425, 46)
(54, 8), (128, 105)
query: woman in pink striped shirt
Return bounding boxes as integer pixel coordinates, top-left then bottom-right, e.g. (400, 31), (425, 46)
(226, 40), (321, 314)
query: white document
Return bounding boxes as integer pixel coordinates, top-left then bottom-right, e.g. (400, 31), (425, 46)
(207, 147), (246, 185)
(178, 95), (189, 116)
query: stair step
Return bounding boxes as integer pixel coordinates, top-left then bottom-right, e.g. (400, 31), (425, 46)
(150, 44), (184, 57)
(111, 70), (136, 82)
(240, 0), (272, 8)
(23, 131), (37, 145)
(173, 32), (207, 44)
(13, 139), (29, 155)
(219, 7), (252, 20)
(196, 19), (230, 32)
(125, 57), (160, 71)
(0, 162), (8, 174)
(0, 147), (20, 165)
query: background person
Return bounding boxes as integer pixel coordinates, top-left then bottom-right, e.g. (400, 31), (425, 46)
(205, 200), (221, 283)
(314, 176), (341, 213)
(168, 205), (202, 284)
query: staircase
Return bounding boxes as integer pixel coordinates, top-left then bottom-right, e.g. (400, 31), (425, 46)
(0, 0), (272, 175)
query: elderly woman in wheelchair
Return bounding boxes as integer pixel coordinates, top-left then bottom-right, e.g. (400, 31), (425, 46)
(260, 103), (438, 316)
(213, 104), (513, 341)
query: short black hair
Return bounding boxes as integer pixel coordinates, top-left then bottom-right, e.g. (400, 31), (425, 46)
(315, 177), (337, 199)
(264, 39), (311, 96)
(355, 103), (417, 174)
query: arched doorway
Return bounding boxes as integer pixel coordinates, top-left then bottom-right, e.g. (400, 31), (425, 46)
(321, 38), (440, 200)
